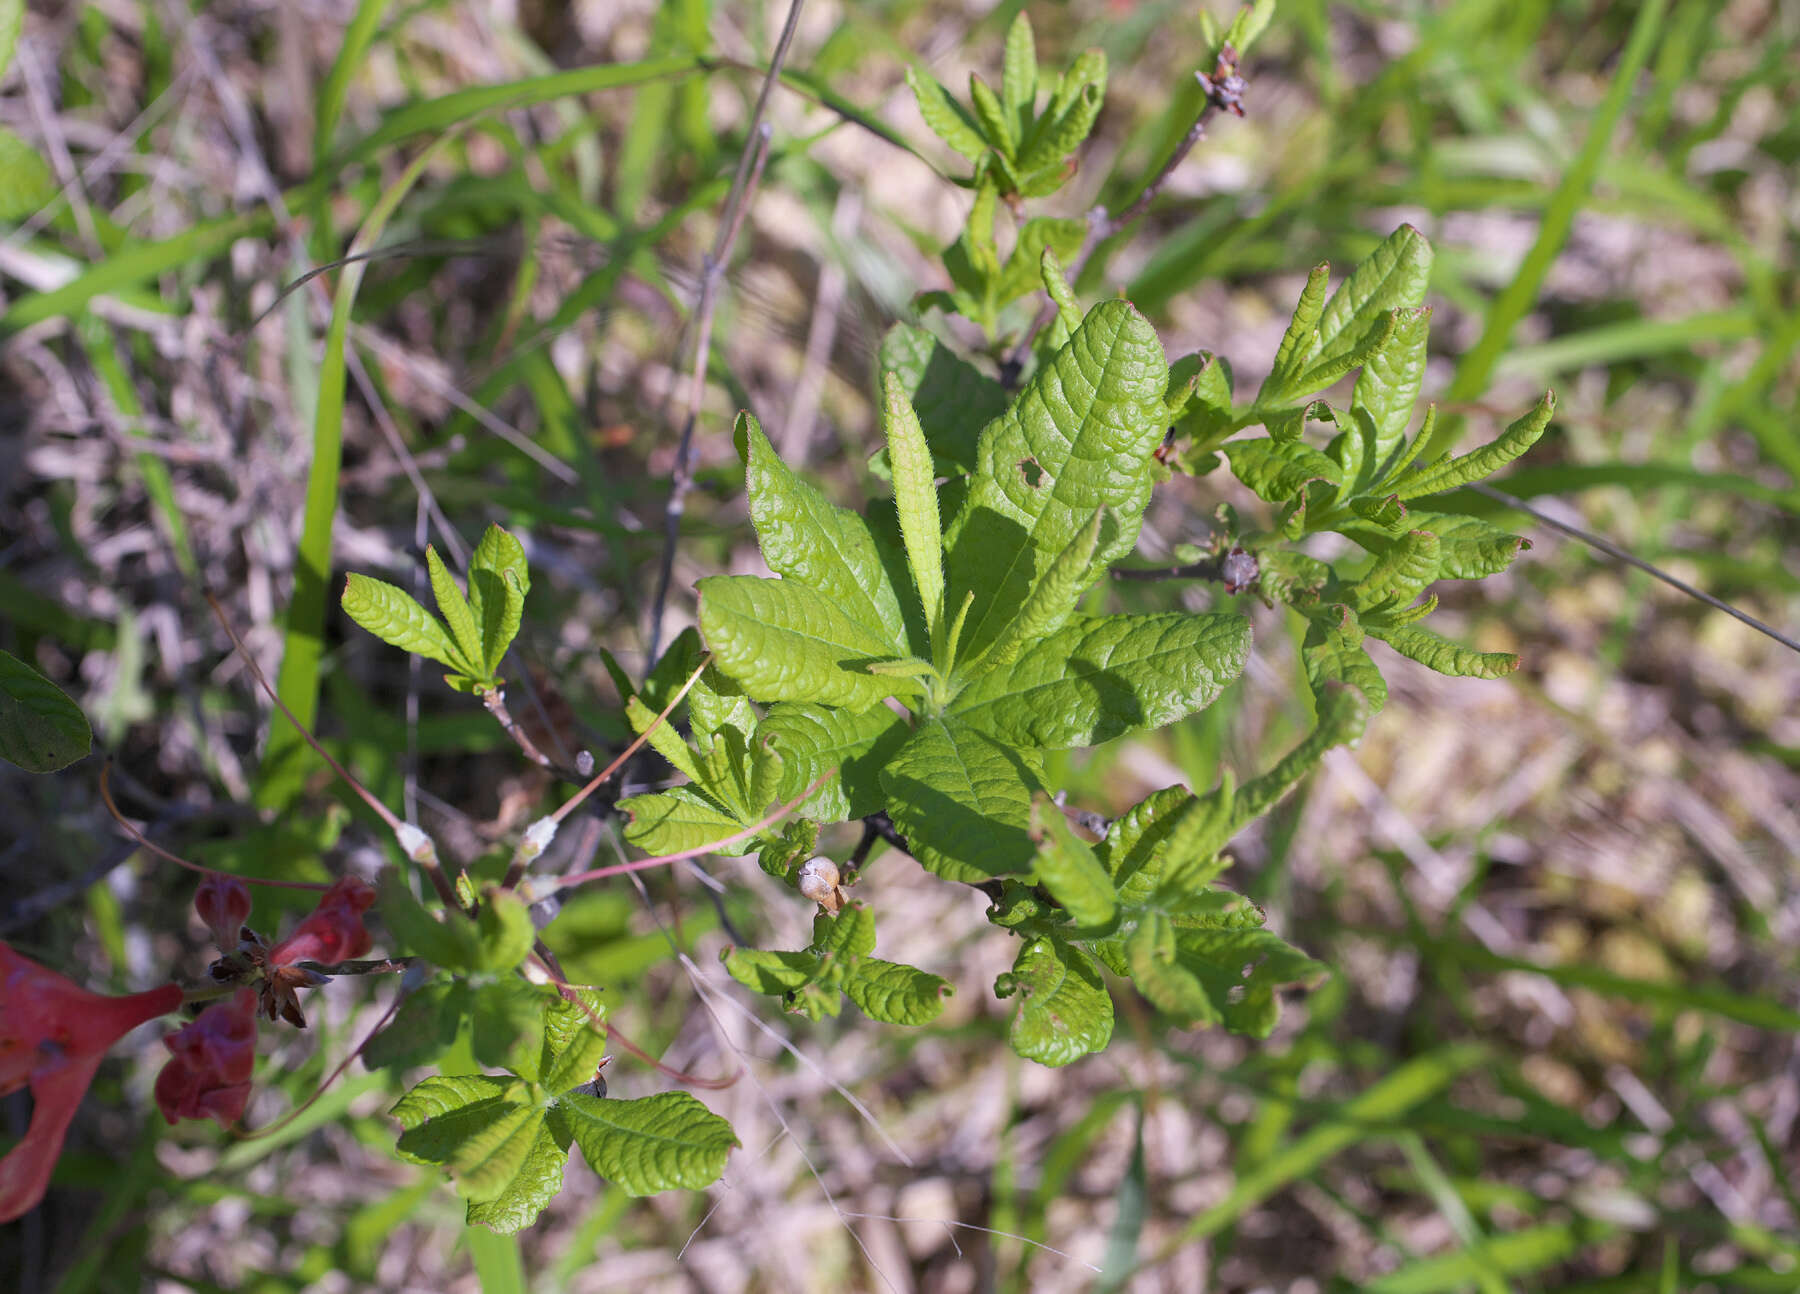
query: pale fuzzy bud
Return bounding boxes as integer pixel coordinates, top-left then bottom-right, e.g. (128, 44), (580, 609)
(516, 816), (559, 865)
(394, 822), (437, 865)
(796, 857), (845, 915)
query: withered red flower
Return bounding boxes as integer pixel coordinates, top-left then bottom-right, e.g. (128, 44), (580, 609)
(266, 876), (376, 967)
(154, 989), (258, 1128)
(193, 875), (252, 951)
(0, 942), (183, 1223)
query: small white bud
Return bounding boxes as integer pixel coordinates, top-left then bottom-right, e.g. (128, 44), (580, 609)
(394, 822), (437, 865)
(796, 856), (845, 915)
(517, 816), (559, 864)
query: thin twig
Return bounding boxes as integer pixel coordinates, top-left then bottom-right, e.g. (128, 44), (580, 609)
(1002, 44), (1247, 385)
(647, 0), (808, 661)
(1469, 481), (1800, 655)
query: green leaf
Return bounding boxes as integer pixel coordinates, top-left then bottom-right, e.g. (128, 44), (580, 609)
(1369, 623), (1519, 679)
(393, 1076), (544, 1202)
(1028, 794), (1116, 929)
(1303, 606), (1389, 711)
(619, 786), (754, 857)
(559, 1091), (737, 1195)
(471, 980), (550, 1076)
(968, 73), (1014, 156)
(473, 889), (536, 974)
(378, 872), (477, 969)
(624, 694), (703, 783)
(0, 128), (56, 223)
(426, 545), (484, 678)
(1354, 530), (1441, 614)
(742, 413), (910, 651)
(877, 323), (1007, 476)
(1015, 85), (1102, 182)
(845, 959), (953, 1026)
(995, 936), (1113, 1067)
(1313, 224), (1433, 374)
(994, 217), (1086, 309)
(722, 946), (818, 995)
(811, 902), (878, 963)
(906, 66), (988, 162)
(1393, 392), (1556, 500)
(1291, 308), (1398, 402)
(1172, 925), (1328, 1037)
(948, 613), (1250, 751)
(538, 991), (609, 1093)
(1096, 785), (1193, 903)
(363, 981), (466, 1071)
(1000, 12), (1038, 133)
(342, 574), (464, 673)
(687, 665), (757, 750)
(1258, 264), (1329, 405)
(758, 701), (910, 822)
(1127, 910), (1218, 1026)
(1049, 49), (1107, 120)
(1342, 306), (1431, 491)
(697, 575), (918, 711)
(882, 373), (946, 646)
(881, 717), (1041, 882)
(464, 1116), (572, 1234)
(0, 647), (90, 773)
(944, 300), (1170, 661)
(466, 524), (530, 677)
(1224, 437), (1343, 504)
(959, 508), (1102, 680)
(1408, 512), (1531, 580)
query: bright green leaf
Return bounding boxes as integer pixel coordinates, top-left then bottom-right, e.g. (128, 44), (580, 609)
(881, 717), (1040, 882)
(342, 574), (465, 673)
(1369, 623), (1519, 679)
(426, 545), (483, 677)
(619, 786), (754, 857)
(1028, 794), (1116, 928)
(466, 524), (530, 677)
(1313, 225), (1433, 374)
(1393, 392), (1556, 500)
(559, 1091), (737, 1196)
(1127, 910), (1218, 1026)
(906, 66), (988, 162)
(882, 372), (946, 645)
(845, 959), (953, 1026)
(995, 936), (1113, 1067)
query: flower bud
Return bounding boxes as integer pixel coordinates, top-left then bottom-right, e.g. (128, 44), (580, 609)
(267, 876), (376, 967)
(194, 875), (252, 950)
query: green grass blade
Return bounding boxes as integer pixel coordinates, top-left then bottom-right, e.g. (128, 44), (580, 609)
(257, 133), (455, 808)
(1147, 1045), (1485, 1266)
(467, 1224), (528, 1294)
(315, 0), (395, 164)
(1365, 1221), (1596, 1294)
(1426, 0), (1669, 459)
(0, 209), (271, 336)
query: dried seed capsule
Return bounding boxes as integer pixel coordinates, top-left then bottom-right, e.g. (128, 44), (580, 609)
(796, 857), (845, 915)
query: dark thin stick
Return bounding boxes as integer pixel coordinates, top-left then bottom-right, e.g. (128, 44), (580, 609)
(1469, 481), (1800, 655)
(1002, 45), (1247, 385)
(647, 0), (808, 661)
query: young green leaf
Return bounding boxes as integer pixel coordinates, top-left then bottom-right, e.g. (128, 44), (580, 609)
(722, 946), (818, 996)
(1000, 11), (1038, 134)
(948, 613), (1251, 751)
(905, 66), (988, 162)
(1354, 530), (1441, 614)
(943, 299), (1171, 660)
(558, 1091), (737, 1196)
(0, 647), (91, 773)
(342, 574), (466, 673)
(880, 717), (1041, 882)
(393, 1075), (546, 1203)
(1392, 391), (1556, 499)
(995, 936), (1114, 1067)
(811, 903), (878, 963)
(844, 959), (954, 1026)
(363, 980), (466, 1072)
(697, 575), (920, 711)
(466, 524), (530, 677)
(967, 73), (1015, 157)
(1368, 623), (1519, 678)
(1171, 925), (1328, 1037)
(1258, 263), (1329, 406)
(1313, 224), (1432, 373)
(1407, 512), (1531, 580)
(1342, 306), (1431, 492)
(994, 218), (1086, 309)
(426, 546), (484, 676)
(1126, 910), (1219, 1026)
(1224, 438), (1343, 504)
(1303, 607), (1389, 711)
(471, 980), (551, 1076)
(958, 508), (1103, 680)
(619, 786), (756, 857)
(1015, 83), (1102, 185)
(1028, 794), (1117, 929)
(882, 372), (946, 649)
(877, 323), (1008, 477)
(473, 889), (537, 974)
(741, 413), (911, 651)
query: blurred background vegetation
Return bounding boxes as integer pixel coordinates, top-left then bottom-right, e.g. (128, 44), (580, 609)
(1, 0), (1797, 1289)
